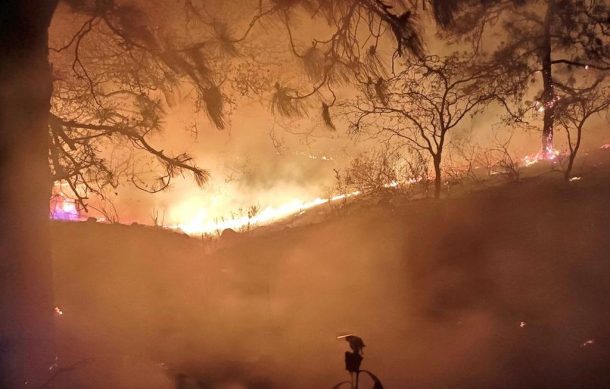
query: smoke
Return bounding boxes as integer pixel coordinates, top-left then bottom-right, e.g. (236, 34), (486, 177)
(50, 167), (610, 387)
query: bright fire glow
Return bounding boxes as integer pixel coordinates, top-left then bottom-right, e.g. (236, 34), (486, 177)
(522, 147), (561, 167)
(50, 193), (81, 221)
(169, 176), (427, 235)
(337, 334), (354, 339)
(169, 190), (362, 235)
(49, 137), (602, 236)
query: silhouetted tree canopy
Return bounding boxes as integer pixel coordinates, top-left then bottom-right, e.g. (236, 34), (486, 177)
(345, 53), (502, 198)
(49, 0), (434, 206)
(432, 0), (610, 155)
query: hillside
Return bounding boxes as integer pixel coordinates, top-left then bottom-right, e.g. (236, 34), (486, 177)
(49, 166), (610, 388)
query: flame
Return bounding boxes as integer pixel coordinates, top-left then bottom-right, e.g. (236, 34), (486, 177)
(522, 147), (561, 167)
(533, 96), (561, 113)
(337, 334), (354, 339)
(162, 174), (435, 236)
(168, 176), (429, 235)
(296, 151), (334, 161)
(50, 192), (81, 221)
(169, 190), (362, 235)
(51, 137), (606, 235)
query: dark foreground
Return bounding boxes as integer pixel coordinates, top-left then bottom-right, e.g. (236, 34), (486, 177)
(49, 169), (610, 388)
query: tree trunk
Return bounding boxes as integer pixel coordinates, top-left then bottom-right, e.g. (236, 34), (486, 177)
(564, 124), (583, 181)
(540, 0), (555, 158)
(0, 1), (58, 387)
(433, 155), (442, 199)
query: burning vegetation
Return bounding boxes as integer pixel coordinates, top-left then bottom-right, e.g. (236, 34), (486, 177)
(2, 0), (610, 388)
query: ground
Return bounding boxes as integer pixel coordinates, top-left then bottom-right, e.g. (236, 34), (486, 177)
(48, 151), (610, 388)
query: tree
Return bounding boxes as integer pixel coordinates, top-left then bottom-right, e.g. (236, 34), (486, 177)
(47, 0), (258, 206)
(1, 1), (60, 387)
(266, 0), (425, 126)
(345, 54), (499, 198)
(555, 78), (610, 180)
(435, 0), (610, 159)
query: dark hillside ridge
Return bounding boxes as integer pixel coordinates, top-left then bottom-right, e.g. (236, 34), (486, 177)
(51, 171), (610, 388)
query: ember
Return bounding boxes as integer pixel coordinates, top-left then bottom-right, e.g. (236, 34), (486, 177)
(581, 339), (594, 347)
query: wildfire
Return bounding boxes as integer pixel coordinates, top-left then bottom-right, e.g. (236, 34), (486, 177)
(297, 151), (334, 161)
(50, 192), (81, 221)
(169, 190), (362, 235)
(384, 180), (400, 188)
(169, 175), (430, 235)
(48, 137), (606, 236)
(522, 147), (561, 167)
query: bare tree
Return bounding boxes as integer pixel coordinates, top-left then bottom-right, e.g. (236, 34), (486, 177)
(345, 53), (499, 198)
(555, 82), (610, 180)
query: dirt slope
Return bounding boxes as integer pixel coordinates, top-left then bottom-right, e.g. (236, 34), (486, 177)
(50, 171), (610, 388)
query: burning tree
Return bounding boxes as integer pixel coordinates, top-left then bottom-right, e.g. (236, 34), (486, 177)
(434, 0), (610, 159)
(345, 54), (500, 198)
